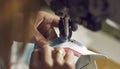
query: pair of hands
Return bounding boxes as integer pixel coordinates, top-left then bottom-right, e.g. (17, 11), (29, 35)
(30, 45), (75, 69)
(30, 11), (75, 69)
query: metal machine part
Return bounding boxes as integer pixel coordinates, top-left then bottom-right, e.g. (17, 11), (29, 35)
(45, 0), (109, 30)
(59, 16), (71, 41)
(45, 0), (109, 41)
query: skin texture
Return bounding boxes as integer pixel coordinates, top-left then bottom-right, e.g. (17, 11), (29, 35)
(30, 45), (75, 69)
(30, 11), (75, 69)
(32, 11), (60, 44)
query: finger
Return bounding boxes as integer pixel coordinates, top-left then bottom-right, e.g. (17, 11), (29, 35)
(30, 49), (41, 69)
(30, 20), (49, 47)
(43, 15), (59, 39)
(33, 11), (59, 46)
(64, 50), (74, 63)
(39, 11), (60, 27)
(64, 51), (75, 69)
(46, 28), (58, 40)
(33, 28), (49, 46)
(37, 21), (57, 40)
(34, 16), (44, 28)
(51, 15), (60, 27)
(41, 45), (54, 68)
(53, 47), (66, 69)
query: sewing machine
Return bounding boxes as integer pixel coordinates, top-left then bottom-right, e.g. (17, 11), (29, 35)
(45, 0), (109, 41)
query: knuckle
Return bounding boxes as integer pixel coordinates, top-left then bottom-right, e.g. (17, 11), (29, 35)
(64, 61), (74, 67)
(42, 45), (51, 51)
(43, 59), (53, 67)
(55, 46), (63, 49)
(55, 59), (63, 66)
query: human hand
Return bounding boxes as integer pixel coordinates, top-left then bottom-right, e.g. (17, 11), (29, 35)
(32, 11), (60, 45)
(30, 45), (75, 69)
(30, 11), (75, 69)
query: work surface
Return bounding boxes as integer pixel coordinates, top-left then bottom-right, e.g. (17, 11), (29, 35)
(55, 25), (120, 65)
(71, 26), (120, 65)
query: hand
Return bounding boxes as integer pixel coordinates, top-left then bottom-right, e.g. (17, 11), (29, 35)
(30, 45), (75, 69)
(32, 11), (60, 45)
(12, 11), (59, 44)
(30, 11), (75, 69)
